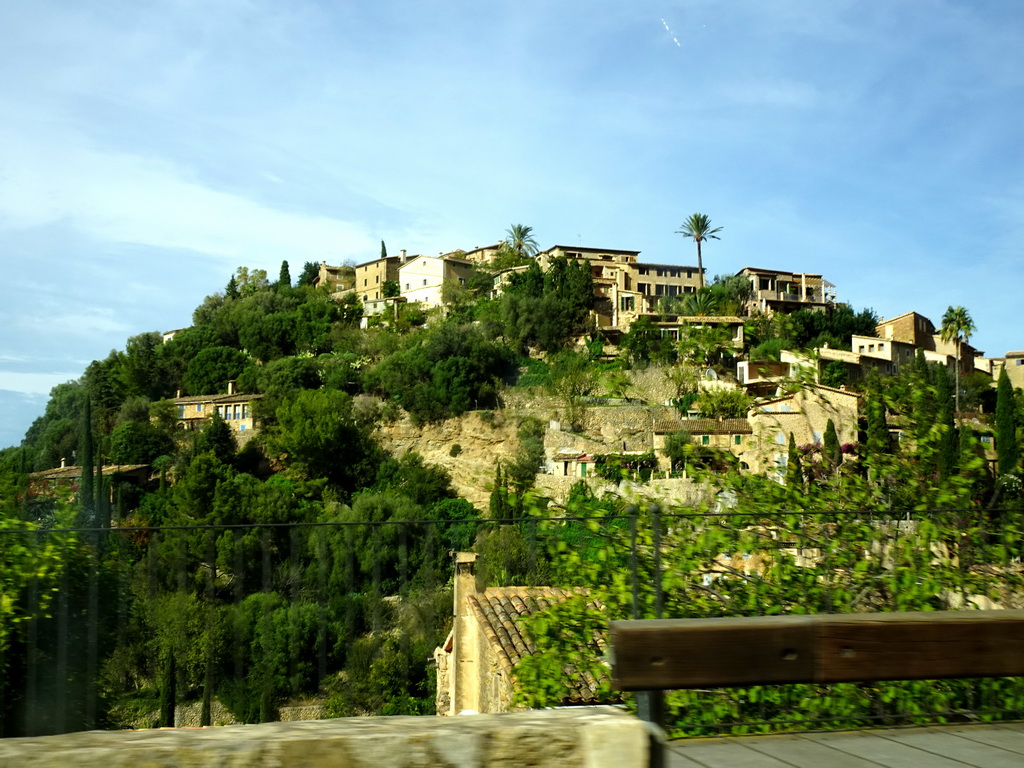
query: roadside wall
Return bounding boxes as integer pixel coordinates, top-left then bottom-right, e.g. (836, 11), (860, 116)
(0, 707), (649, 768)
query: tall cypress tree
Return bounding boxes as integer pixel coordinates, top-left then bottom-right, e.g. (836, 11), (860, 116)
(824, 418), (842, 470)
(380, 240), (388, 260)
(278, 260), (291, 288)
(786, 433), (803, 488)
(996, 368), (1020, 475)
(936, 371), (958, 479)
(866, 391), (888, 456)
(80, 398), (95, 523)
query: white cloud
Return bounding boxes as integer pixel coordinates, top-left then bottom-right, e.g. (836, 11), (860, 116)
(0, 123), (375, 265)
(0, 372), (81, 396)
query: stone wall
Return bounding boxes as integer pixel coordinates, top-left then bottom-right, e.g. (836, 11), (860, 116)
(0, 707), (650, 768)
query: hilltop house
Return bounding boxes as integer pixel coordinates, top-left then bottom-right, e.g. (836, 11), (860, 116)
(29, 460), (150, 502)
(737, 267), (836, 314)
(172, 382), (262, 438)
(537, 245), (703, 331)
(398, 254), (475, 309)
(354, 254), (404, 303)
(746, 385), (860, 477)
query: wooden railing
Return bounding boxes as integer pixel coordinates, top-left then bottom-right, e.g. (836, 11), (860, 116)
(610, 610), (1024, 768)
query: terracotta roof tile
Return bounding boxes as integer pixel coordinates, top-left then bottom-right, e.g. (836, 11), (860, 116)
(468, 586), (607, 704)
(653, 418), (752, 435)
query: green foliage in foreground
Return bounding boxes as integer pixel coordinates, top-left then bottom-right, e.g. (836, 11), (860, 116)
(513, 426), (1024, 735)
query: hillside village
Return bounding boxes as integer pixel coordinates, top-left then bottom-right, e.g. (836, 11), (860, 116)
(3, 223), (1024, 732)
(15, 223), (1024, 509)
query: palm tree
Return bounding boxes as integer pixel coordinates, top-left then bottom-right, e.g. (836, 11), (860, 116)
(505, 224), (539, 258)
(940, 305), (976, 416)
(676, 214), (722, 290)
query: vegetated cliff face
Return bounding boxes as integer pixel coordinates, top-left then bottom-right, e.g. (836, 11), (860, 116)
(377, 410), (522, 510)
(375, 398), (706, 512)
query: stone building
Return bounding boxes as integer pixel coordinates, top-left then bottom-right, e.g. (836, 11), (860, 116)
(434, 553), (603, 715)
(738, 267), (836, 314)
(746, 385), (860, 476)
(172, 382), (262, 438)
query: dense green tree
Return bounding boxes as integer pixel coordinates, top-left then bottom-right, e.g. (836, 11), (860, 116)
(194, 412), (237, 466)
(278, 260), (291, 289)
(267, 389), (381, 495)
(697, 388), (751, 419)
(120, 332), (171, 401)
(664, 430), (691, 471)
(940, 305), (975, 415)
(367, 322), (513, 423)
(676, 213), (721, 290)
(620, 316), (669, 367)
(996, 368), (1020, 475)
(297, 261), (320, 287)
(374, 452), (455, 508)
(183, 347), (249, 395)
(108, 420), (175, 465)
(547, 350), (596, 432)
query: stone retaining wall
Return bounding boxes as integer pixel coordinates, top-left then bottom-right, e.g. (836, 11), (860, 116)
(0, 707), (649, 768)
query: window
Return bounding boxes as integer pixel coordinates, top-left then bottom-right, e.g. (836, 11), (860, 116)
(776, 433), (786, 445)
(196, 404), (203, 413)
(242, 405), (248, 419)
(981, 435), (992, 444)
(364, 279), (367, 287)
(422, 279), (427, 286)
(687, 270), (692, 279)
(375, 275), (379, 283)
(178, 405), (185, 418)
(620, 296), (634, 312)
(405, 283), (409, 290)
(233, 404), (240, 420)
(734, 435), (742, 445)
(701, 435), (710, 446)
(813, 432), (822, 444)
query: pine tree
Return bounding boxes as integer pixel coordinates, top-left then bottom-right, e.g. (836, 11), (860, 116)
(786, 433), (803, 488)
(226, 274), (240, 299)
(278, 260), (291, 288)
(996, 368), (1020, 475)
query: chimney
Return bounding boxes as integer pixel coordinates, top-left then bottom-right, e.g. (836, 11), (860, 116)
(400, 249), (407, 261)
(451, 552), (479, 714)
(176, 389), (182, 398)
(60, 457), (66, 469)
(227, 380), (236, 395)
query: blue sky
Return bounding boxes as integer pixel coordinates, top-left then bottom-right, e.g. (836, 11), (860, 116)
(2, 0), (1023, 448)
